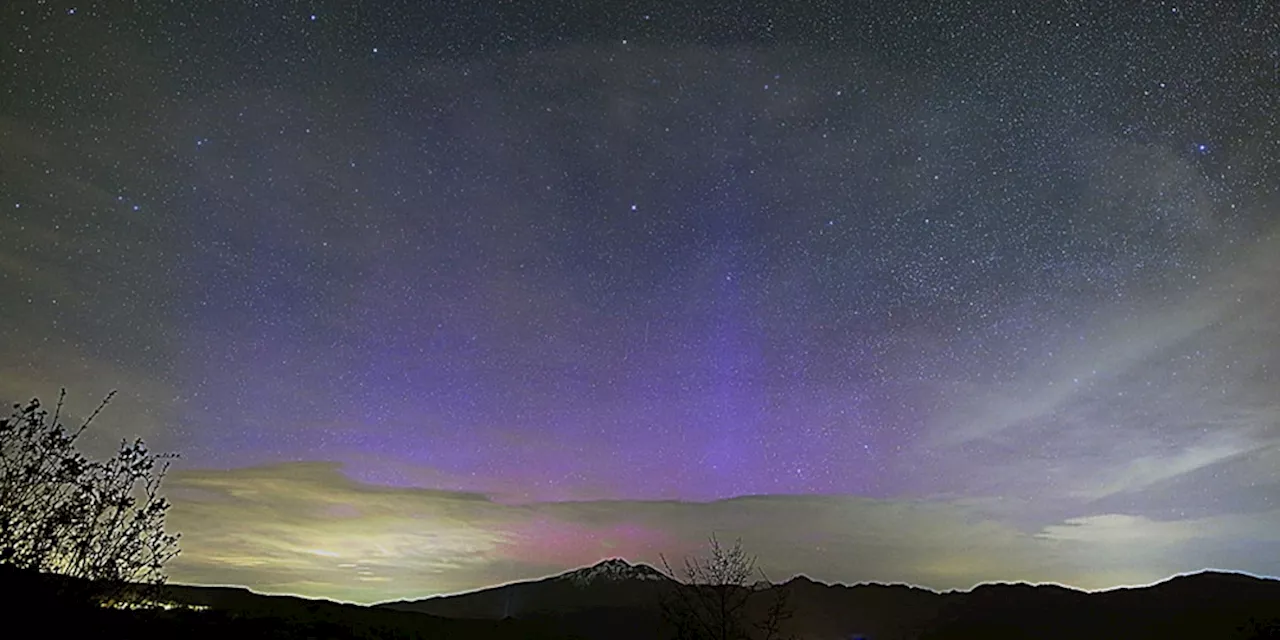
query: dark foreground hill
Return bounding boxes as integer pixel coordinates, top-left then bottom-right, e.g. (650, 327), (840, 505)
(6, 561), (1278, 639)
(381, 559), (1280, 640)
(0, 565), (577, 639)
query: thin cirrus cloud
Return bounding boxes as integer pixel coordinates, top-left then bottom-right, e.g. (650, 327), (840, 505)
(914, 227), (1280, 507)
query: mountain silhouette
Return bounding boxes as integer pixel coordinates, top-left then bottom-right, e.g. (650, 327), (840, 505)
(381, 563), (1280, 639)
(7, 561), (1277, 638)
(378, 558), (676, 628)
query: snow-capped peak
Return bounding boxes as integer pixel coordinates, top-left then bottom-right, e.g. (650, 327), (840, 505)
(557, 558), (670, 586)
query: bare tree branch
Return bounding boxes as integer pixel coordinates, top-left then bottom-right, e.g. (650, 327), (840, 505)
(659, 536), (797, 640)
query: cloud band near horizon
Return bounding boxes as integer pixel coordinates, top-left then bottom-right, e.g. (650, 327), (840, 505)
(165, 461), (1280, 604)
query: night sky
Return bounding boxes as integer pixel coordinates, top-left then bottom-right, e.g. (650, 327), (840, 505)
(2, 0), (1278, 603)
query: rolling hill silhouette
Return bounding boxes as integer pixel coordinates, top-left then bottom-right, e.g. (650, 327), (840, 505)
(380, 559), (1280, 639)
(6, 560), (1278, 638)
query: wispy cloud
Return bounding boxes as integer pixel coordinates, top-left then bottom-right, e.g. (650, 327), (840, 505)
(908, 229), (1280, 512)
(1069, 437), (1266, 500)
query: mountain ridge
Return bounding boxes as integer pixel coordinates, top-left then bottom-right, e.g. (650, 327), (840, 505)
(9, 560), (1272, 639)
(379, 563), (1280, 640)
(388, 558), (1277, 604)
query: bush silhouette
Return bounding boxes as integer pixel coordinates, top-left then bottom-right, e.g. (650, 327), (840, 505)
(659, 535), (795, 640)
(0, 390), (179, 605)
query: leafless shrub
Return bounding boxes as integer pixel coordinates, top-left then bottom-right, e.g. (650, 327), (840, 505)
(659, 535), (795, 640)
(0, 390), (179, 605)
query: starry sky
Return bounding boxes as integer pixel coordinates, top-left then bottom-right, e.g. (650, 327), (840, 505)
(2, 0), (1279, 603)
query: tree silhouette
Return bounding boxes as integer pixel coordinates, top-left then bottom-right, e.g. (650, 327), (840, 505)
(0, 390), (179, 605)
(659, 535), (795, 640)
